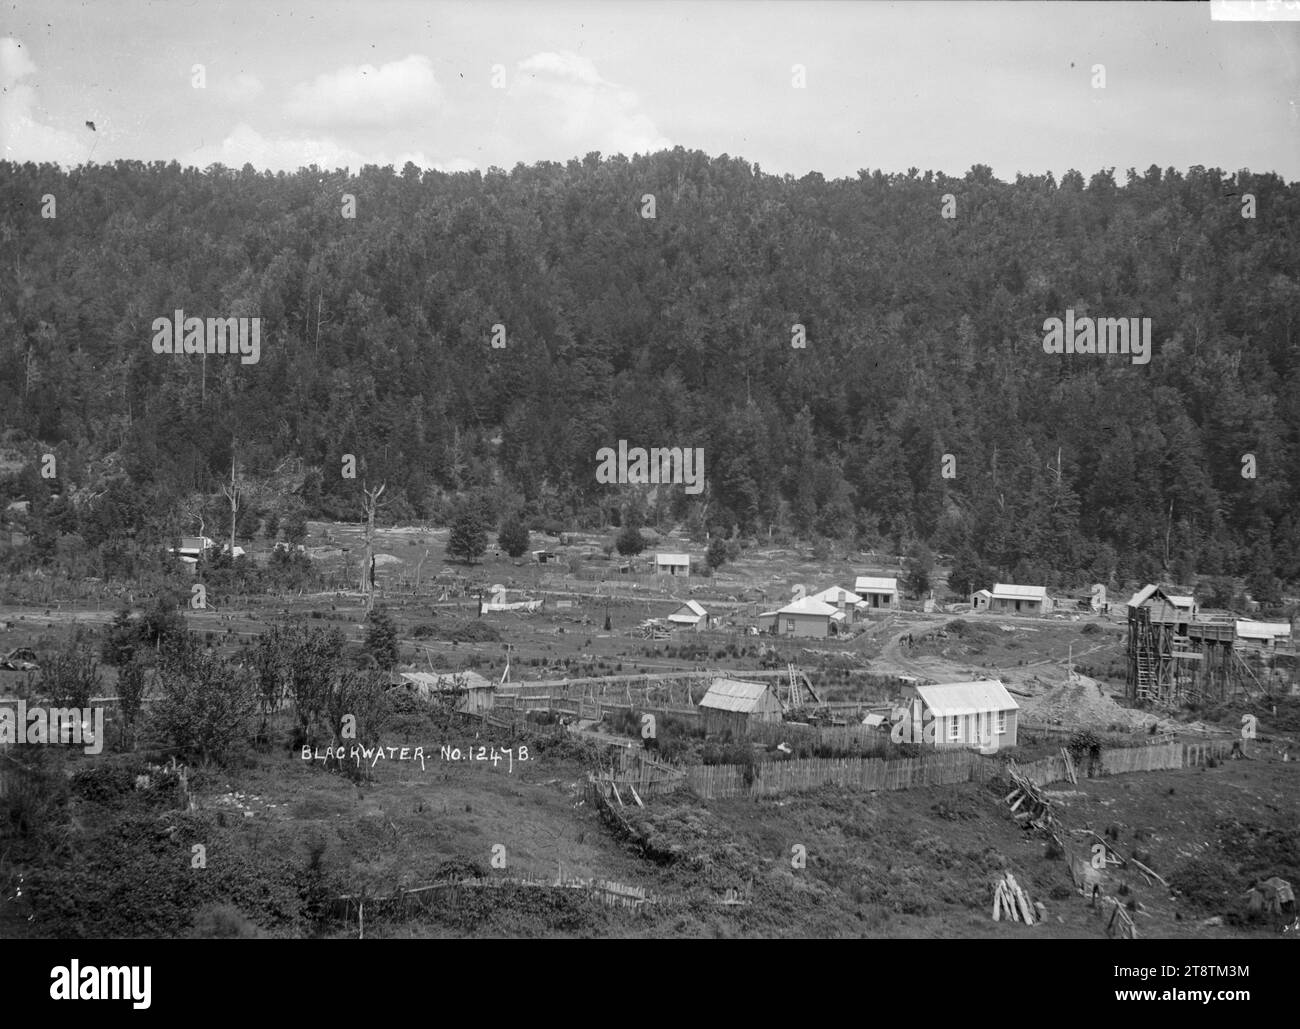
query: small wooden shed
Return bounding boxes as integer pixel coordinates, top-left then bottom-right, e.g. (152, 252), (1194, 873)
(699, 677), (783, 737)
(655, 552), (691, 577)
(399, 670), (495, 714)
(667, 599), (711, 630)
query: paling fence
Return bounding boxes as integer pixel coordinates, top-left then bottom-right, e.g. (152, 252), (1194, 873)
(680, 739), (1240, 801)
(685, 749), (998, 800)
(1013, 739), (1235, 786)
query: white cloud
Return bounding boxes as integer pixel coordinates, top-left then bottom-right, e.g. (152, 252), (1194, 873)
(518, 51), (604, 86)
(218, 72), (265, 104)
(1, 37), (87, 166)
(189, 122), (472, 174)
(507, 50), (670, 157)
(284, 54), (441, 127)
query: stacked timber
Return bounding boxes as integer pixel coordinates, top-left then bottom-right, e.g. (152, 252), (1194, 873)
(1003, 761), (1064, 845)
(992, 871), (1036, 925)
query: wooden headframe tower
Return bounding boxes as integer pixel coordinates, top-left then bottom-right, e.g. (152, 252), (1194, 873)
(1126, 594), (1242, 705)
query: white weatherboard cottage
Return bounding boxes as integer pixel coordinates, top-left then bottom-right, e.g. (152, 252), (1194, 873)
(989, 583), (1050, 614)
(899, 680), (1019, 751)
(854, 576), (899, 610)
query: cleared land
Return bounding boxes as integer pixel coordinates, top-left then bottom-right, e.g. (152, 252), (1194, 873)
(1, 523), (1296, 938)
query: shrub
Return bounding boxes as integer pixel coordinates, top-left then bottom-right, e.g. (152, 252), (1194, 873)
(498, 519), (531, 558)
(615, 522), (645, 557)
(150, 635), (257, 763)
(706, 537), (727, 569)
(363, 606), (400, 671)
(31, 634), (101, 708)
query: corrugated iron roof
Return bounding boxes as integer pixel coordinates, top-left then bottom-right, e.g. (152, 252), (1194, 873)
(655, 553), (690, 565)
(991, 583), (1047, 601)
(914, 680), (1019, 717)
(855, 576), (898, 593)
(700, 678), (775, 713)
(668, 600), (707, 622)
(810, 586), (862, 605)
(1126, 583), (1160, 608)
(401, 671), (493, 691)
(1236, 620), (1292, 640)
(1127, 584), (1195, 609)
(777, 597), (840, 617)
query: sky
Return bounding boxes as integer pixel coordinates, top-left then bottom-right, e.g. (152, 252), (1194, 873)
(2, 0), (1297, 181)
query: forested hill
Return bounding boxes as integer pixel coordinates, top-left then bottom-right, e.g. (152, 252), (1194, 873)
(1, 151), (1298, 594)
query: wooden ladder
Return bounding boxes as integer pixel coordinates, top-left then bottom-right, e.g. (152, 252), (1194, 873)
(1135, 648), (1156, 700)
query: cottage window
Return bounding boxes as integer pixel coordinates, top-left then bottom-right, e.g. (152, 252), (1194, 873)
(996, 710), (1007, 735)
(786, 619), (795, 632)
(947, 716), (960, 742)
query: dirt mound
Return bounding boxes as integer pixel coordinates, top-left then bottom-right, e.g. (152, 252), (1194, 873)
(1020, 675), (1153, 731)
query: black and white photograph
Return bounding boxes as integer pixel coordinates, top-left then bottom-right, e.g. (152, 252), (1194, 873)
(0, 0), (1297, 977)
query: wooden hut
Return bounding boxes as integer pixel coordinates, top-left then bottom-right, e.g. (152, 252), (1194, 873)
(398, 670), (495, 714)
(667, 599), (711, 630)
(699, 677), (783, 737)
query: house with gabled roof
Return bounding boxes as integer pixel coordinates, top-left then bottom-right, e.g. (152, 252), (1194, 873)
(901, 679), (1019, 750)
(758, 596), (841, 638)
(667, 599), (711, 630)
(809, 585), (864, 623)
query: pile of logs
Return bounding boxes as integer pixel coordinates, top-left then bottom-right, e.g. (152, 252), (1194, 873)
(992, 871), (1036, 925)
(1003, 761), (1064, 846)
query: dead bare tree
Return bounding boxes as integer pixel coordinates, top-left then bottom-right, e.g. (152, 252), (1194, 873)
(413, 547), (429, 594)
(222, 458), (241, 558)
(360, 482), (387, 611)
